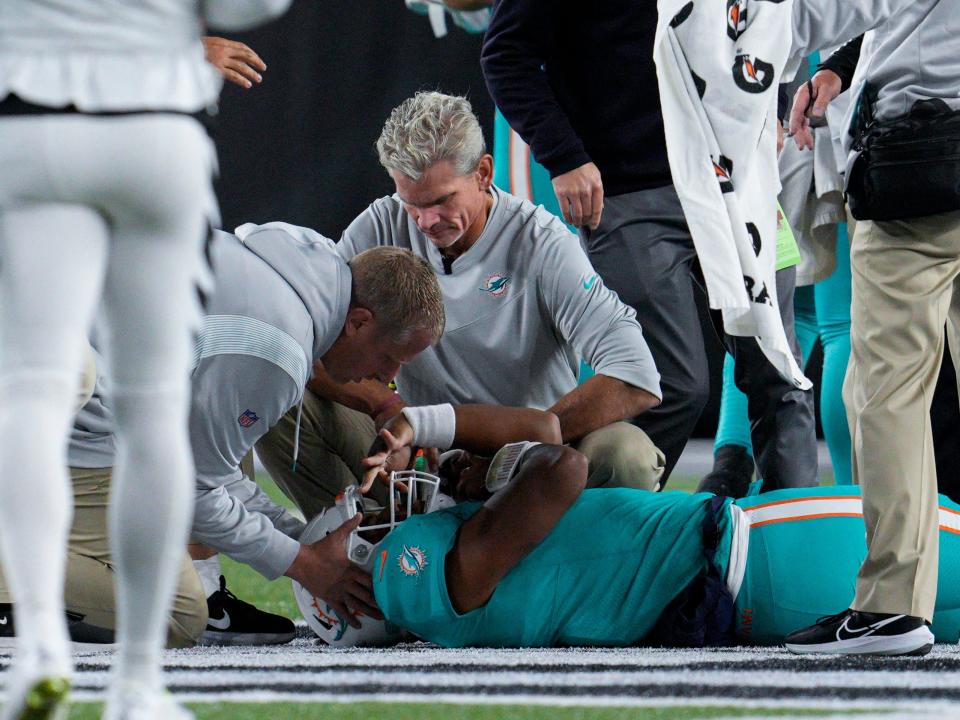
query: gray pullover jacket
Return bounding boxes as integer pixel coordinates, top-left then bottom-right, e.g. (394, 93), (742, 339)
(70, 224), (351, 579)
(789, 0), (959, 175)
(339, 186), (661, 409)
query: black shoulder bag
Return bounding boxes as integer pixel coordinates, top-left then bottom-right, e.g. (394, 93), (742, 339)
(847, 92), (960, 222)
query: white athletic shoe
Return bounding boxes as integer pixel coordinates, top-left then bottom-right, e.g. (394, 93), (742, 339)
(103, 683), (193, 720)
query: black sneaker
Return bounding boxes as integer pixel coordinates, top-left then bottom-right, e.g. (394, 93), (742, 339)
(0, 603), (13, 639)
(696, 444), (754, 498)
(0, 604), (115, 646)
(200, 575), (296, 646)
(785, 609), (934, 656)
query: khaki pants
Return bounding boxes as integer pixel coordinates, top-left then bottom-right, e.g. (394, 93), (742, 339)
(0, 466), (207, 648)
(255, 390), (665, 520)
(845, 210), (960, 621)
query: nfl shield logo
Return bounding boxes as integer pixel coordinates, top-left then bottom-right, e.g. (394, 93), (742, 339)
(238, 409), (260, 428)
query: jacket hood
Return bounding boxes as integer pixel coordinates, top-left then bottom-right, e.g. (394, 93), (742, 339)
(234, 222), (352, 361)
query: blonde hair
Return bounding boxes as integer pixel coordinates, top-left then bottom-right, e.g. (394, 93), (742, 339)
(376, 91), (486, 181)
(348, 247), (445, 344)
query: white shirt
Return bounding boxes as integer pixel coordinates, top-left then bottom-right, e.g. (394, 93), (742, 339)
(0, 0), (291, 112)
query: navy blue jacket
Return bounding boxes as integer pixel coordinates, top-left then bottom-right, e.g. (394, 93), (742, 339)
(481, 0), (672, 197)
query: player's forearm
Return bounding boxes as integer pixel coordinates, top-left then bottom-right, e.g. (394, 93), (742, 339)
(548, 375), (659, 443)
(451, 405), (561, 454)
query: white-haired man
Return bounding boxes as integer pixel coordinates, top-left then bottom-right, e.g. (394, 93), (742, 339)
(255, 91), (664, 520)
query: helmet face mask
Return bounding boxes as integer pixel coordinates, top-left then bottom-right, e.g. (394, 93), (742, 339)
(293, 470), (452, 647)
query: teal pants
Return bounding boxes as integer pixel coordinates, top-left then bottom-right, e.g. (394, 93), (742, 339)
(793, 224), (852, 484)
(734, 486), (960, 644)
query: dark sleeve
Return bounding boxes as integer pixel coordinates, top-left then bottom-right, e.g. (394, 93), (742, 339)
(778, 85), (790, 123)
(817, 35), (863, 93)
(480, 0), (590, 178)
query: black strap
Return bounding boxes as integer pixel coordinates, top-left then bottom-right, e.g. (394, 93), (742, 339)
(0, 94), (215, 134)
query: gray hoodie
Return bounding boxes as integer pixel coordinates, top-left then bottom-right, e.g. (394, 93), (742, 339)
(70, 224), (351, 579)
(789, 0), (958, 174)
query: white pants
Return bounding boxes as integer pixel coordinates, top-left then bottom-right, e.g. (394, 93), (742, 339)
(0, 112), (217, 391)
(0, 111), (217, 679)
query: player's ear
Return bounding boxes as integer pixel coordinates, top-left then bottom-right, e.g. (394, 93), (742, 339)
(344, 306), (374, 337)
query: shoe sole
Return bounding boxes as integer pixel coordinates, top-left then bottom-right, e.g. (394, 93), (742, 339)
(14, 677), (71, 720)
(786, 626), (935, 656)
(197, 630), (296, 647)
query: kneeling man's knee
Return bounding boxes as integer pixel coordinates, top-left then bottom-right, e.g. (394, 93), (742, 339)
(168, 555), (209, 648)
(575, 422), (666, 491)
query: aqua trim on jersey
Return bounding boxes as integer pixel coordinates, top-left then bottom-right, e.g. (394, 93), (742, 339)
(374, 489), (730, 648)
(734, 486), (960, 644)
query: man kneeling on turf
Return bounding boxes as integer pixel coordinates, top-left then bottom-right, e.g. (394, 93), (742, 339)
(0, 229), (445, 647)
(320, 405), (957, 652)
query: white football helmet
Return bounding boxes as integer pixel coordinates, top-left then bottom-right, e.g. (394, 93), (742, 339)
(293, 470), (453, 647)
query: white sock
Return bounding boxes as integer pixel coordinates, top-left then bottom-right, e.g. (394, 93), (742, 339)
(193, 555), (222, 599)
(109, 386), (194, 692)
(0, 373), (75, 677)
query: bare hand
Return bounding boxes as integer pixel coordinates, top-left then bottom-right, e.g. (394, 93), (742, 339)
(286, 513), (382, 627)
(360, 415), (416, 493)
(423, 447), (440, 473)
(788, 70), (842, 151)
(203, 37), (266, 89)
(551, 162), (604, 229)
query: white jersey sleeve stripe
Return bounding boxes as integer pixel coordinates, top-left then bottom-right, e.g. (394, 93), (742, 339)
(742, 495), (960, 535)
(194, 314), (310, 388)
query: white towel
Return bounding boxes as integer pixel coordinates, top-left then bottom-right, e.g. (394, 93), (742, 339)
(654, 0), (811, 389)
(778, 93), (849, 287)
(655, 0), (811, 390)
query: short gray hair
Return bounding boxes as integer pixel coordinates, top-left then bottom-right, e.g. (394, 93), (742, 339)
(376, 91), (486, 181)
(348, 247), (445, 344)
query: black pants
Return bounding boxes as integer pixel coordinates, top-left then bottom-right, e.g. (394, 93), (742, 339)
(582, 184), (817, 488)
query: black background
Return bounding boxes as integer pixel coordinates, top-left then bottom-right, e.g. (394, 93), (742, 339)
(212, 0), (493, 239)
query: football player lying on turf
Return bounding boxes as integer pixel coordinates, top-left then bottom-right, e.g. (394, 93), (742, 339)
(308, 404), (960, 654)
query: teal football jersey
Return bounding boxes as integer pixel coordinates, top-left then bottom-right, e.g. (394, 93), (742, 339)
(374, 488), (732, 648)
(734, 486), (960, 644)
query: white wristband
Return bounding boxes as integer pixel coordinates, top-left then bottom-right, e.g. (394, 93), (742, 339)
(485, 441), (541, 493)
(401, 404), (456, 451)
